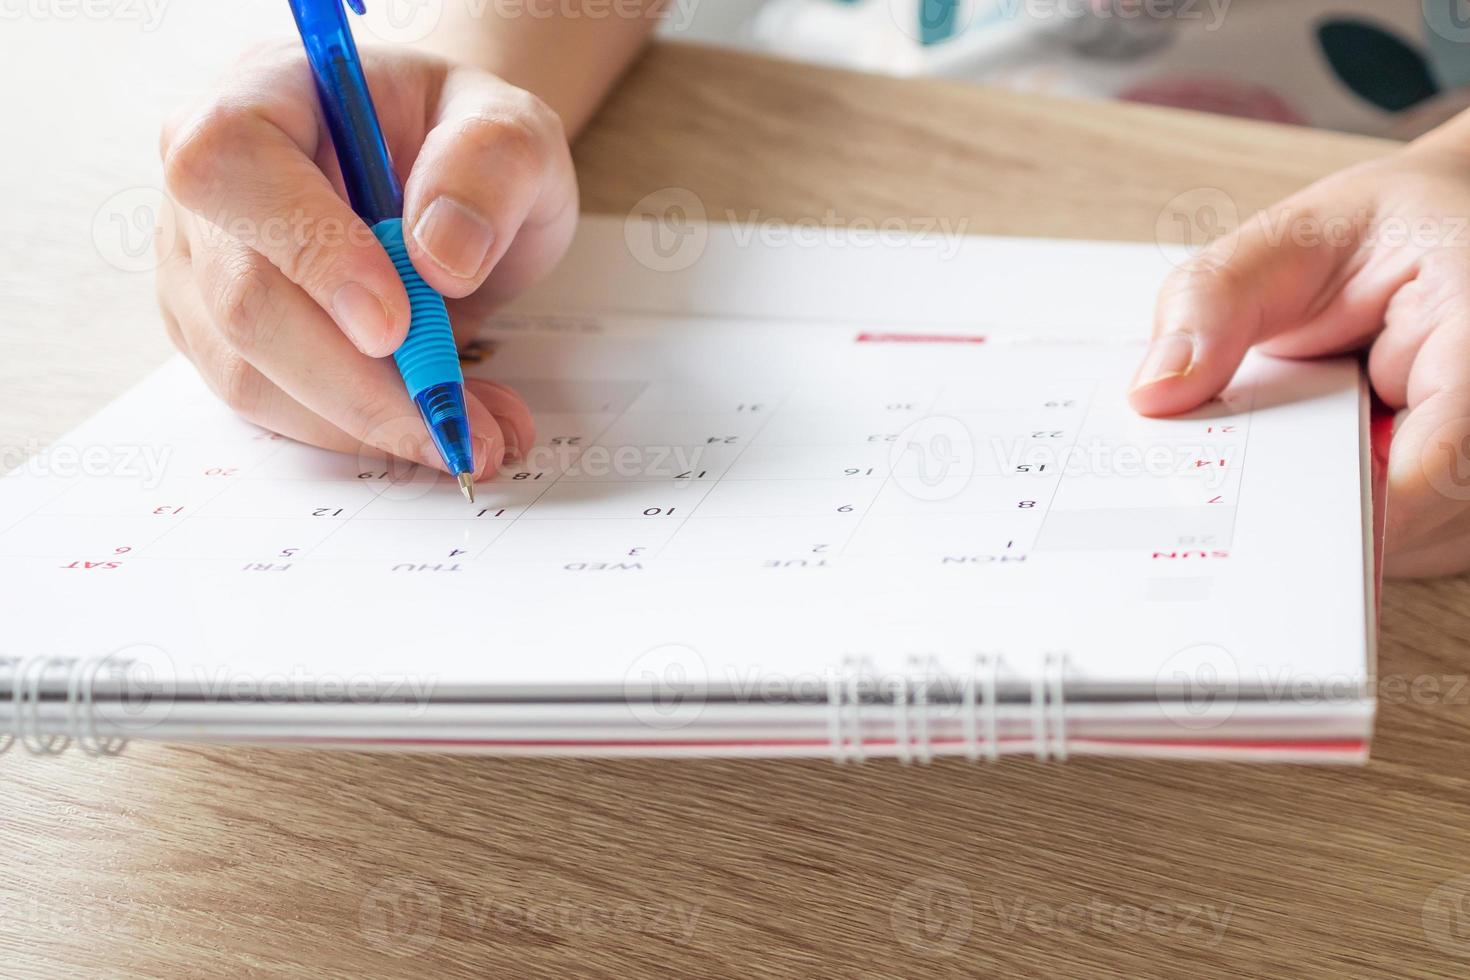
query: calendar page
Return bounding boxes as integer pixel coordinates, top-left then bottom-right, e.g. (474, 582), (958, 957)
(0, 220), (1373, 711)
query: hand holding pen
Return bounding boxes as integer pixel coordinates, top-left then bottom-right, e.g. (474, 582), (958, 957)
(155, 17), (576, 490)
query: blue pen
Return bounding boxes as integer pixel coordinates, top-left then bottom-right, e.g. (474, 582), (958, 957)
(288, 0), (478, 503)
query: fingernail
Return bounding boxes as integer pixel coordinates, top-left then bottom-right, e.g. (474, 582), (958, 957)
(413, 196), (495, 280)
(1131, 332), (1196, 391)
(472, 434), (500, 477)
(493, 414), (520, 461)
(331, 282), (392, 356)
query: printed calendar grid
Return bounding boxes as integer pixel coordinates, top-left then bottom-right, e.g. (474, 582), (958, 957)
(1215, 387), (1256, 551)
(998, 378), (1098, 559)
(831, 380), (949, 560)
(0, 341), (1259, 571)
(649, 389), (791, 559)
(0, 417), (1254, 567)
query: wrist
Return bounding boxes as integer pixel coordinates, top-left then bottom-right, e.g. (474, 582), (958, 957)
(1408, 100), (1470, 162)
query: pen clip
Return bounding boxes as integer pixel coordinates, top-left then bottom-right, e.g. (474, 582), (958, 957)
(345, 0), (365, 13)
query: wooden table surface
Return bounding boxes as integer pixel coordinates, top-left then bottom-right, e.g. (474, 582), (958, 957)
(5, 10), (1470, 978)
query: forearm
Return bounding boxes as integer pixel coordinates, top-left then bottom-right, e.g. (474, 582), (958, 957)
(415, 1), (667, 137)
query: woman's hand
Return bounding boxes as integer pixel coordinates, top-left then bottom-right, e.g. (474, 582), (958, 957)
(1131, 126), (1470, 577)
(156, 43), (576, 477)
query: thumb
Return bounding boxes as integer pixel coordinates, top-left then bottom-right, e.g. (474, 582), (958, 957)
(402, 70), (576, 300)
(1375, 258), (1470, 576)
(1130, 193), (1378, 417)
(1385, 382), (1470, 577)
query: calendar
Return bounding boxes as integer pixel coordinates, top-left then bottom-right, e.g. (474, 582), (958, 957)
(0, 220), (1376, 761)
(8, 331), (1251, 569)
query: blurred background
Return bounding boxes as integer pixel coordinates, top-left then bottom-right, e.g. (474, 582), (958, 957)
(1, 0), (1450, 462)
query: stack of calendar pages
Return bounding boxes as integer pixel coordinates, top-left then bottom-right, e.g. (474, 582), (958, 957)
(0, 218), (1379, 763)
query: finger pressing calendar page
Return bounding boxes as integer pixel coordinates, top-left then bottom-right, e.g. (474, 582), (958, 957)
(0, 218), (1377, 762)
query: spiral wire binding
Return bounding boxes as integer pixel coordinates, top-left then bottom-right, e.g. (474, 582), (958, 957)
(845, 655), (869, 764)
(893, 663), (910, 764)
(830, 652), (1068, 764)
(13, 650), (1069, 763)
(826, 664), (843, 761)
(4, 655), (131, 757)
(829, 654), (875, 764)
(1029, 651), (1071, 762)
(911, 655), (933, 765)
(72, 655), (130, 757)
(962, 653), (1002, 763)
(1049, 652), (1070, 762)
(892, 655), (940, 765)
(15, 657), (70, 755)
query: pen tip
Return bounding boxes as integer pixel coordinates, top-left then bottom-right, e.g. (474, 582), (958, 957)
(458, 472), (475, 504)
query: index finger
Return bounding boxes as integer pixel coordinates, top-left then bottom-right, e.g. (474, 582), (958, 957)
(1131, 193), (1376, 418)
(161, 48), (411, 358)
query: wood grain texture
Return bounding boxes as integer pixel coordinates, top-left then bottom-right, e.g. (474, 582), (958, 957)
(5, 27), (1470, 980)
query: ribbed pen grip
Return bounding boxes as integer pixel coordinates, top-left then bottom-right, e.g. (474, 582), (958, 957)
(371, 218), (463, 395)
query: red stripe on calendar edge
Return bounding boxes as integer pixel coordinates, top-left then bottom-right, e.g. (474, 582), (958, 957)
(855, 333), (987, 344)
(1369, 391), (1393, 608)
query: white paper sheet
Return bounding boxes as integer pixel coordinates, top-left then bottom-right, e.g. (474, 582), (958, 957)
(0, 219), (1374, 756)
